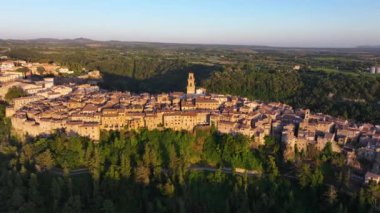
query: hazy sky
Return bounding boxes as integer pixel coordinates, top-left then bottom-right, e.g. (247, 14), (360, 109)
(0, 0), (379, 47)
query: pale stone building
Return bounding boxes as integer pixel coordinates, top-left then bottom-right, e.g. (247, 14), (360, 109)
(195, 97), (220, 110)
(163, 112), (197, 131)
(14, 96), (45, 110)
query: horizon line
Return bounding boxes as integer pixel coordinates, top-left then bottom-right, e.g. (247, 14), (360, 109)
(1, 36), (379, 49)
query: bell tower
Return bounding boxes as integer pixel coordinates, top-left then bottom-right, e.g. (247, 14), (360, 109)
(187, 72), (195, 94)
(305, 109), (310, 121)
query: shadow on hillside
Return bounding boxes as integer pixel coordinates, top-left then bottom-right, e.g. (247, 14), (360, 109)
(99, 64), (219, 93)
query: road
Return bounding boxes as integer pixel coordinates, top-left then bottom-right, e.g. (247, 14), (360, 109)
(49, 166), (261, 177)
(190, 166), (261, 176)
(50, 167), (90, 176)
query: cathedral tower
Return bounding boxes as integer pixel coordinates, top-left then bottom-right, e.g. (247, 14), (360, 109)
(187, 72), (195, 94)
(305, 109), (310, 121)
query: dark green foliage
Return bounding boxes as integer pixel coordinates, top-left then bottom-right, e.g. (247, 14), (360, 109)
(0, 121), (378, 212)
(5, 86), (28, 102)
(205, 68), (302, 101)
(202, 132), (261, 169)
(36, 66), (45, 74)
(16, 67), (31, 73)
(0, 104), (11, 144)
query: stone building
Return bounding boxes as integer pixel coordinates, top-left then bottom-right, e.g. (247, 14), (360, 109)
(195, 97), (220, 110)
(13, 96), (45, 110)
(163, 111), (197, 131)
(144, 113), (163, 130)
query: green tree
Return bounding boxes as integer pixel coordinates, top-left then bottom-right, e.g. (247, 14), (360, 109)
(266, 156), (279, 181)
(325, 185), (337, 205)
(28, 173), (42, 207)
(16, 67), (30, 76)
(135, 163), (150, 185)
(298, 164), (311, 188)
(10, 188), (25, 210)
(36, 66), (45, 75)
(5, 86), (28, 102)
(63, 195), (82, 213)
(102, 199), (115, 213)
(120, 153), (131, 178)
(35, 150), (54, 169)
(51, 178), (62, 210)
(311, 167), (324, 187)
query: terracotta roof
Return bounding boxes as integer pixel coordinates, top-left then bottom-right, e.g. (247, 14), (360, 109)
(82, 104), (98, 112)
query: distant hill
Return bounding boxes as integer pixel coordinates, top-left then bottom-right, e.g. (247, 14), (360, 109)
(0, 37), (269, 49)
(0, 38), (97, 45)
(30, 37), (96, 44)
(356, 45), (380, 48)
(2, 37), (380, 55)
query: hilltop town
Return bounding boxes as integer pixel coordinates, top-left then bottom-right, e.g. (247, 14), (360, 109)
(2, 1), (380, 211)
(1, 59), (380, 184)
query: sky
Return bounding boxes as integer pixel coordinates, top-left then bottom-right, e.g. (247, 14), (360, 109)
(0, 0), (379, 47)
